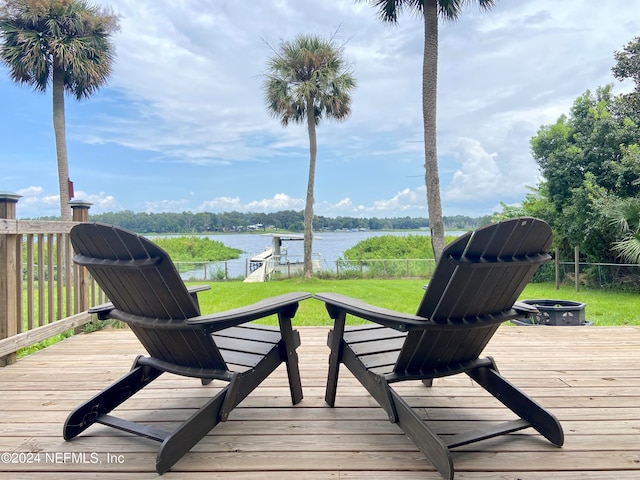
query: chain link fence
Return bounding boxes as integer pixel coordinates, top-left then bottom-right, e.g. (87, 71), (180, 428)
(175, 258), (438, 281)
(175, 257), (639, 291)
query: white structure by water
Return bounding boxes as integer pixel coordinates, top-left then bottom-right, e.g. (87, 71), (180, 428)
(244, 234), (320, 282)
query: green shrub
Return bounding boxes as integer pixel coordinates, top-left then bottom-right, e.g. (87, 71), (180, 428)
(343, 234), (436, 261)
(154, 236), (242, 261)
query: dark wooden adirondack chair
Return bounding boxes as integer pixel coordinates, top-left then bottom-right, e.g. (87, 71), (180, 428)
(63, 223), (310, 474)
(315, 217), (564, 480)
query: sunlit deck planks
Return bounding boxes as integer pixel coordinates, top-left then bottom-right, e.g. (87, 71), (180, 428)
(1, 325), (639, 479)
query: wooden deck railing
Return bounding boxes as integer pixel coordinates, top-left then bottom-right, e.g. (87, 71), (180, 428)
(0, 193), (103, 366)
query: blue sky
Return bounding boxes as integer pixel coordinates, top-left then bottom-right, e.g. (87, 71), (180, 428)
(1, 0), (638, 219)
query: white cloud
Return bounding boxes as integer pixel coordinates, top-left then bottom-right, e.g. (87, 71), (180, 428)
(314, 188), (428, 218)
(13, 186), (58, 218)
(17, 186), (57, 207)
(444, 138), (502, 202)
(197, 196), (243, 212)
(73, 191), (118, 213)
(11, 186), (115, 218)
(370, 187), (427, 214)
(143, 199), (190, 213)
(197, 194), (304, 213)
(245, 194), (305, 212)
(193, 190), (428, 218)
(316, 197), (363, 216)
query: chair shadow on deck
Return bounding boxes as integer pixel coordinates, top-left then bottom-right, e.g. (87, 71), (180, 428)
(315, 217), (564, 480)
(63, 222), (310, 474)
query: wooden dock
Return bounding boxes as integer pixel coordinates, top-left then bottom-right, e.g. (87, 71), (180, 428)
(244, 249), (274, 282)
(1, 325), (639, 479)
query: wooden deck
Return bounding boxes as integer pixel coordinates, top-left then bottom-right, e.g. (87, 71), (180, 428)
(1, 325), (639, 479)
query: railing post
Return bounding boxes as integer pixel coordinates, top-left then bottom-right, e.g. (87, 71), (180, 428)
(574, 246), (580, 292)
(0, 192), (21, 366)
(70, 200), (91, 223)
(70, 201), (92, 314)
(555, 247), (560, 290)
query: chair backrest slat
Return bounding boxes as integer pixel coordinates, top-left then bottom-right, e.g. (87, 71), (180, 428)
(397, 218), (552, 374)
(416, 218), (551, 321)
(71, 223), (227, 371)
(71, 223), (200, 319)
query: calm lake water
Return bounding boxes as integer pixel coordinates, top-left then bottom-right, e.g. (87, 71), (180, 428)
(175, 230), (466, 280)
(212, 230), (468, 262)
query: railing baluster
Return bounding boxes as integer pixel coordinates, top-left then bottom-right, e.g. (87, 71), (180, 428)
(37, 234), (45, 327)
(48, 234), (54, 326)
(65, 233), (72, 317)
(57, 233), (63, 322)
(27, 234), (34, 331)
(16, 236), (23, 335)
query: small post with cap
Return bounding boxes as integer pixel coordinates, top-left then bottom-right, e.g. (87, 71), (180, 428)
(0, 192), (22, 366)
(70, 201), (92, 316)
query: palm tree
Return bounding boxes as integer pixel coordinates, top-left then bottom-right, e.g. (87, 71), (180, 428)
(264, 34), (356, 278)
(362, 0), (496, 261)
(0, 0), (118, 220)
(609, 198), (640, 264)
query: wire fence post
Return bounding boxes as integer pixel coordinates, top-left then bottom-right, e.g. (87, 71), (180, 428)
(574, 246), (580, 292)
(555, 247), (560, 290)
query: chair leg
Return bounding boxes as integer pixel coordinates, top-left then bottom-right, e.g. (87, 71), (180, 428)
(278, 313), (303, 405)
(66, 339), (301, 475)
(156, 389), (227, 474)
(325, 333), (341, 406)
(467, 360), (564, 446)
(325, 311), (347, 406)
(327, 342), (453, 477)
(158, 341), (298, 473)
(390, 389), (454, 480)
(63, 362), (162, 440)
(283, 344), (303, 405)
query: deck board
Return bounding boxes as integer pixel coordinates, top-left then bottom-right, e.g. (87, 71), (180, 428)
(0, 325), (639, 479)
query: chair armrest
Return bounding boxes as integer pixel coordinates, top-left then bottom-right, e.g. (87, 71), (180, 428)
(187, 285), (211, 294)
(186, 292), (311, 331)
(314, 292), (426, 332)
(513, 300), (539, 315)
(88, 302), (115, 319)
(88, 285), (211, 319)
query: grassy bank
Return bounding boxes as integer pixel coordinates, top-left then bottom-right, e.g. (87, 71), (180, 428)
(193, 279), (640, 327)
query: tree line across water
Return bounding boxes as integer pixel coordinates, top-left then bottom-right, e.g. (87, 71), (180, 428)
(80, 210), (489, 234)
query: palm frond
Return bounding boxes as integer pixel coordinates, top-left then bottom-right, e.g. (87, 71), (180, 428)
(612, 234), (640, 264)
(0, 0), (118, 97)
(365, 0), (424, 23)
(263, 33), (355, 128)
(608, 198), (640, 234)
(607, 197), (640, 263)
(362, 0), (496, 23)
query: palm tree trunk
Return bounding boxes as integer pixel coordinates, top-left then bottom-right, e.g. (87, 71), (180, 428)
(303, 97), (317, 279)
(52, 64), (71, 221)
(422, 0), (446, 262)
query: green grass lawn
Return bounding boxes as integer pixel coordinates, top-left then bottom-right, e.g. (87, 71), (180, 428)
(17, 278), (638, 359)
(191, 279), (640, 327)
